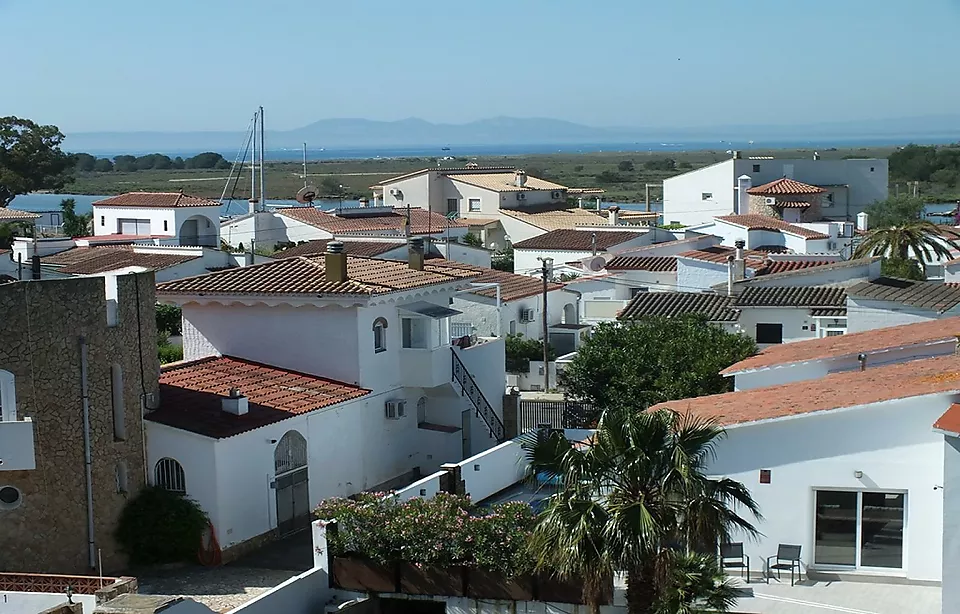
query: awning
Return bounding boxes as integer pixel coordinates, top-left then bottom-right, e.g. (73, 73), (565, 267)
(399, 301), (462, 319)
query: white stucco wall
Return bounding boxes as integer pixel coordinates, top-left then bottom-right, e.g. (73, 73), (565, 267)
(497, 215), (546, 247)
(709, 394), (950, 582)
(1, 592), (97, 614)
(382, 173), (433, 210)
(452, 289), (578, 339)
(94, 205), (176, 237)
(942, 436), (960, 613)
(663, 159), (736, 227)
(454, 340), (505, 455)
(676, 259), (729, 292)
(845, 298), (960, 333)
(737, 306), (821, 347)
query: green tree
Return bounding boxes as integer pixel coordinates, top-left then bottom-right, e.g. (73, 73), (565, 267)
(60, 198), (92, 237)
(505, 333), (556, 373)
(320, 176), (342, 194)
(678, 161), (694, 170)
(492, 245), (514, 272)
(171, 156), (185, 170)
(0, 116), (75, 207)
(563, 316), (756, 410)
(156, 304), (183, 336)
(881, 257), (925, 281)
(74, 152), (97, 172)
(853, 220), (959, 274)
(524, 408), (760, 614)
(185, 152), (228, 169)
(0, 223), (14, 249)
(461, 232), (483, 248)
(930, 168), (959, 188)
(618, 160), (635, 172)
(113, 155), (137, 172)
(863, 195), (925, 227)
(644, 158), (676, 172)
(93, 158), (114, 172)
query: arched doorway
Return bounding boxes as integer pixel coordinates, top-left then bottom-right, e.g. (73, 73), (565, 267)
(179, 215), (218, 247)
(274, 430), (309, 535)
(562, 303), (577, 325)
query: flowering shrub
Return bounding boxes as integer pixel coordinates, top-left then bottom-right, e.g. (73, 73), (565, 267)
(315, 493), (536, 577)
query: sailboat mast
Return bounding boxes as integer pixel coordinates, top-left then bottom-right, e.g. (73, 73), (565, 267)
(251, 110), (258, 205)
(302, 142), (308, 188)
(259, 105), (266, 210)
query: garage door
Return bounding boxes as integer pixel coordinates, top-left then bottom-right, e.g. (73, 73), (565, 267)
(118, 218), (151, 235)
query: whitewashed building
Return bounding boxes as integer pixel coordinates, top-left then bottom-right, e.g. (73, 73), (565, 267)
(846, 277), (960, 332)
(92, 192), (223, 247)
(687, 214), (856, 256)
(511, 227), (652, 277)
(148, 241), (508, 554)
(662, 153), (888, 227)
(656, 352), (958, 584)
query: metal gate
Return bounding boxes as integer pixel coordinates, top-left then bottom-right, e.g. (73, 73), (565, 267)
(519, 399), (597, 431)
(274, 431), (310, 536)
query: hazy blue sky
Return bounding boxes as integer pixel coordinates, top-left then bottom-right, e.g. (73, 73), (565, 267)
(3, 0), (957, 133)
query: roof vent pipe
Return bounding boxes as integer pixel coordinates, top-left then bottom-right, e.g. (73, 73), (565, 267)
(858, 353), (867, 371)
(222, 389), (248, 415)
(514, 170), (527, 187)
(727, 255), (735, 297)
(608, 205), (620, 226)
(325, 241), (348, 283)
(591, 232), (598, 256)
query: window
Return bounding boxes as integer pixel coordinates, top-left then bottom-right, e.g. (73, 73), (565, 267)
(0, 485), (22, 510)
(752, 164), (761, 173)
(701, 192), (713, 200)
(274, 430), (308, 475)
(630, 287), (648, 297)
(163, 220), (168, 232)
(509, 320), (517, 335)
(826, 329), (845, 337)
(101, 216), (106, 227)
(468, 198), (481, 212)
(870, 167), (875, 172)
(155, 458), (186, 494)
(814, 490), (904, 569)
(824, 193), (834, 207)
(111, 364), (126, 441)
(0, 369), (16, 422)
(115, 461), (129, 494)
(447, 198), (459, 214)
(372, 317), (388, 353)
(401, 317), (428, 349)
(755, 323), (783, 344)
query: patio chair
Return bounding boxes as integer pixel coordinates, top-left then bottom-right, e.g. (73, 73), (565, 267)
(720, 542), (750, 583)
(766, 544), (802, 586)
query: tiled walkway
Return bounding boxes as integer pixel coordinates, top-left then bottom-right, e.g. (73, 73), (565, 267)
(729, 578), (940, 614)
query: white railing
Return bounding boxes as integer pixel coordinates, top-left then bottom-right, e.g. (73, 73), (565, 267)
(450, 322), (474, 340)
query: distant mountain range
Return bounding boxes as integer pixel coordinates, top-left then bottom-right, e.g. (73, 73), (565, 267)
(64, 115), (960, 155)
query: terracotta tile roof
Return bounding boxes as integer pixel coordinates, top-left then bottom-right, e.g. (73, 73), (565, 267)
(459, 216), (500, 226)
(847, 277), (960, 314)
(715, 215), (829, 239)
(676, 246), (767, 265)
(42, 246), (199, 275)
(273, 240), (403, 259)
(746, 178), (826, 196)
(722, 316), (960, 374)
(934, 404), (960, 435)
(733, 286), (846, 307)
(148, 356), (371, 438)
(446, 172), (568, 193)
(156, 255), (477, 297)
(618, 235), (720, 255)
(810, 307), (847, 317)
(278, 207), (464, 235)
(754, 260), (837, 276)
(93, 191), (220, 208)
(500, 205), (606, 231)
(377, 166), (516, 187)
(653, 354), (960, 427)
(772, 198), (814, 208)
(734, 257), (876, 285)
(751, 245), (791, 253)
(0, 208), (40, 221)
(434, 260), (564, 302)
(513, 229), (643, 251)
(605, 256), (678, 272)
(618, 292), (739, 322)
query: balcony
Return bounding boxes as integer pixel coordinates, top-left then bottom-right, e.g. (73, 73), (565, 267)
(399, 302), (461, 389)
(0, 417), (35, 470)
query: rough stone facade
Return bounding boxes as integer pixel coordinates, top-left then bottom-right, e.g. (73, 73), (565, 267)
(747, 193), (822, 222)
(0, 273), (160, 574)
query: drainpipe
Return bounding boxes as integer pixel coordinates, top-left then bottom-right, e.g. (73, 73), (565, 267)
(79, 337), (97, 569)
(726, 255), (735, 297)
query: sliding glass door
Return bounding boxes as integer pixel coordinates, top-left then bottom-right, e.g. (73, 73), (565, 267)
(814, 490), (905, 570)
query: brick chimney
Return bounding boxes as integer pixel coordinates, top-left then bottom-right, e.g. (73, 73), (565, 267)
(325, 241), (348, 283)
(408, 236), (425, 271)
(733, 239), (746, 281)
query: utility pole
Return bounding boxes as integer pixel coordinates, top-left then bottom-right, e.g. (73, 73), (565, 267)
(258, 106), (265, 211)
(537, 257), (553, 391)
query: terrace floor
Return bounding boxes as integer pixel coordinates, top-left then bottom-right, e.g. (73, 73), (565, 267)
(726, 577), (940, 614)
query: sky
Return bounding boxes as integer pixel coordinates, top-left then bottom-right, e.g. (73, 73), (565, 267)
(3, 0), (958, 133)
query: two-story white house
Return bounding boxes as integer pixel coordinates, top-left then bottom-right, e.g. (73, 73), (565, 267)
(687, 214), (856, 256)
(92, 192), (223, 247)
(662, 153), (888, 227)
(147, 239), (507, 555)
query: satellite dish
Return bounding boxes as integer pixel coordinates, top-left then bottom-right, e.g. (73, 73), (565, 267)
(296, 185), (319, 204)
(587, 256), (606, 272)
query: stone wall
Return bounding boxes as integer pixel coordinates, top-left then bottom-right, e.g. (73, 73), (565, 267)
(0, 273), (160, 574)
(747, 193), (822, 222)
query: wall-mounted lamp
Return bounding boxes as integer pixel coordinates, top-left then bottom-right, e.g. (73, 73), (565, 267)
(854, 470), (863, 479)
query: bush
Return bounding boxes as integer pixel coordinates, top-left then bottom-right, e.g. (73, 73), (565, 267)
(505, 334), (556, 374)
(461, 233), (483, 248)
(156, 304), (182, 336)
(115, 486), (209, 565)
(158, 343), (183, 364)
(617, 160), (635, 172)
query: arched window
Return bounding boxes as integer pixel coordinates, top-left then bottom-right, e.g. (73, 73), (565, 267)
(274, 430), (308, 475)
(155, 458), (186, 494)
(111, 364), (126, 441)
(0, 370), (16, 422)
(372, 317), (388, 353)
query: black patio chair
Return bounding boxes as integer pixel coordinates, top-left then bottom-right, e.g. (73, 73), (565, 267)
(720, 542), (750, 583)
(766, 544), (802, 585)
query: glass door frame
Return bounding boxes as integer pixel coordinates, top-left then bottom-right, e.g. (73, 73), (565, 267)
(811, 487), (908, 573)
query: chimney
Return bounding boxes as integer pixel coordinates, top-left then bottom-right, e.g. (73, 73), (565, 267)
(325, 241), (348, 283)
(856, 212), (869, 232)
(248, 198), (258, 215)
(222, 388), (249, 416)
(591, 232), (598, 256)
(736, 175), (752, 215)
(813, 151), (821, 161)
(607, 205), (620, 226)
(733, 239), (746, 281)
(726, 255), (735, 296)
(358, 197), (369, 208)
(732, 150), (741, 160)
(858, 353), (867, 371)
(955, 335), (960, 356)
(408, 236), (425, 271)
(514, 170), (527, 188)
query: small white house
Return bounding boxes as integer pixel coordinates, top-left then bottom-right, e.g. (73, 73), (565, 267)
(92, 192), (222, 247)
(662, 153), (888, 227)
(512, 228), (651, 277)
(149, 241), (508, 553)
(688, 214), (856, 256)
(846, 277), (960, 332)
(657, 353), (959, 584)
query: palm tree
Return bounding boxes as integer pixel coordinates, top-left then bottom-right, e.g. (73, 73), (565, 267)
(522, 407), (761, 614)
(854, 220), (960, 270)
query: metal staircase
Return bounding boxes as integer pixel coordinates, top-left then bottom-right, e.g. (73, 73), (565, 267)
(451, 348), (505, 443)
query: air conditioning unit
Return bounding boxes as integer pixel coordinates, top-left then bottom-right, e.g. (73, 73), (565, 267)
(516, 193), (526, 201)
(519, 308), (535, 323)
(551, 191), (561, 199)
(765, 197), (776, 205)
